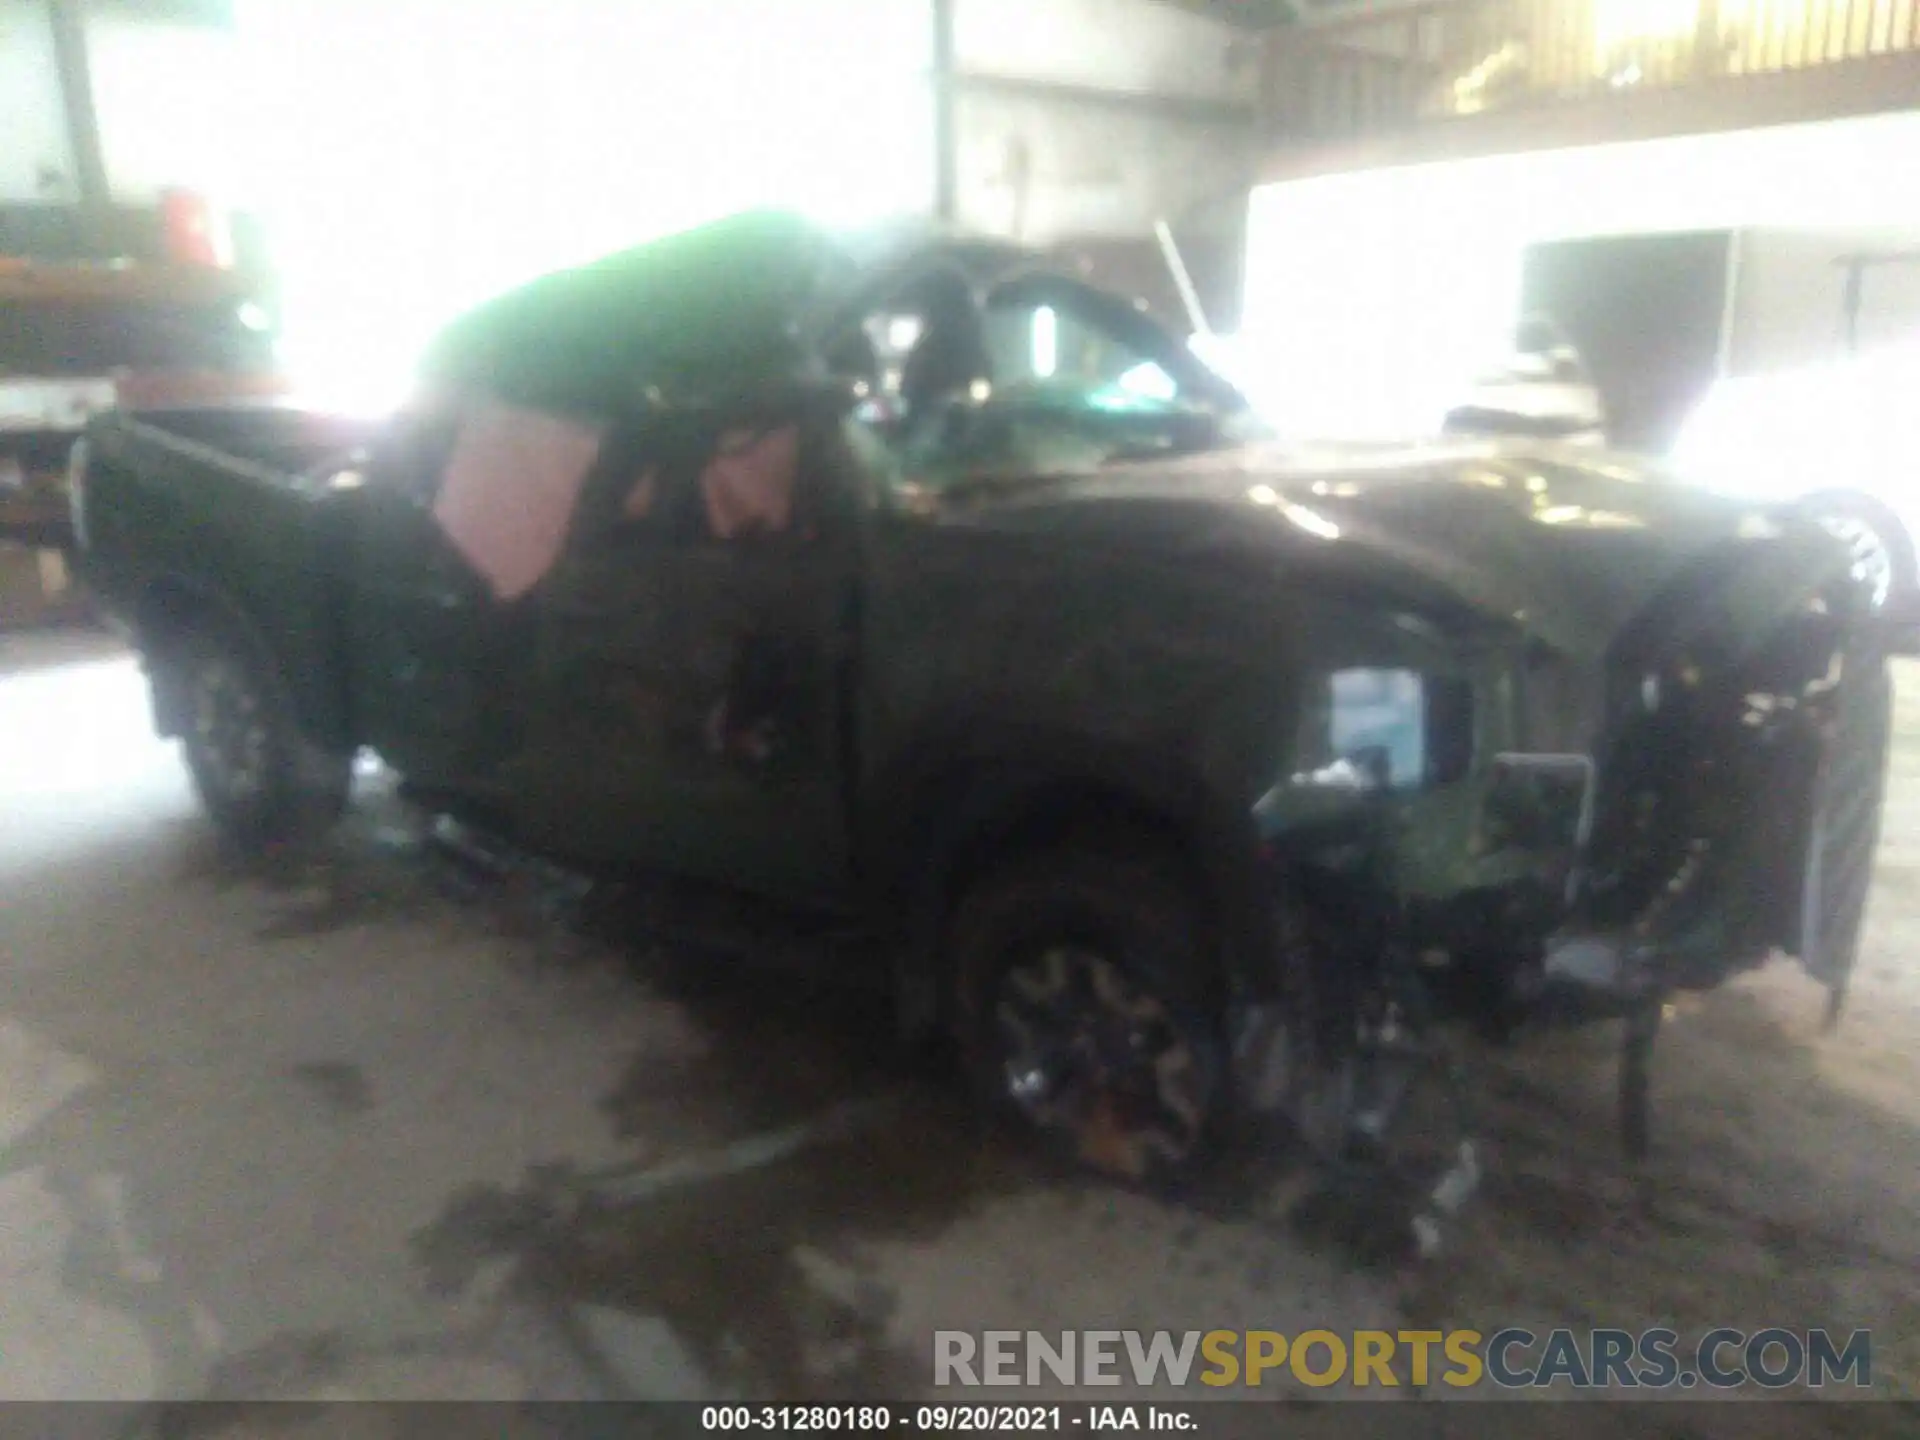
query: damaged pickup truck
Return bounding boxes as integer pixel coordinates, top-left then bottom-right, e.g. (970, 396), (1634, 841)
(73, 210), (1892, 1191)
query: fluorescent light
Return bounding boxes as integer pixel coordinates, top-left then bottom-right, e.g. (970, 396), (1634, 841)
(1031, 306), (1058, 379)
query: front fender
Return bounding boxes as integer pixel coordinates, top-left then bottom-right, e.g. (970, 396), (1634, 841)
(863, 717), (1273, 1017)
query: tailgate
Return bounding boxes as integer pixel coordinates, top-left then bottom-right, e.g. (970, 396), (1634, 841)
(75, 408), (365, 749)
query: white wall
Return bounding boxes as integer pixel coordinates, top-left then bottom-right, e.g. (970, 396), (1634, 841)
(0, 0), (72, 205)
(87, 14), (243, 204)
(1240, 166), (1526, 437)
(48, 0), (1258, 401)
(230, 0), (935, 409)
(951, 0), (1258, 243)
(235, 0), (1261, 400)
(0, 3), (244, 208)
(1729, 227), (1920, 375)
(955, 90), (1254, 242)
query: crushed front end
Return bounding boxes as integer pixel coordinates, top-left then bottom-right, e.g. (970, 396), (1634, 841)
(1518, 519), (1890, 1022)
(1241, 498), (1891, 1215)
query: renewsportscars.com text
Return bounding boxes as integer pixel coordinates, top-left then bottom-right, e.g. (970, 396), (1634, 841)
(932, 1328), (1872, 1390)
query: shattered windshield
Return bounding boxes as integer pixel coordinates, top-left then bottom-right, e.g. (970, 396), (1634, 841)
(830, 261), (1265, 500)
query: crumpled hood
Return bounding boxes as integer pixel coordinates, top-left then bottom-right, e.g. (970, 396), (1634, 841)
(1260, 439), (1853, 660)
(960, 436), (1858, 661)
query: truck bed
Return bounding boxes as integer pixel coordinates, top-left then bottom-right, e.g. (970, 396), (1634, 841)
(95, 406), (377, 484)
(75, 404), (382, 751)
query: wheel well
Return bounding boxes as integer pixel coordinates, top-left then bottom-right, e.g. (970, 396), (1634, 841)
(918, 772), (1222, 1013)
(947, 782), (1198, 897)
(137, 576), (218, 651)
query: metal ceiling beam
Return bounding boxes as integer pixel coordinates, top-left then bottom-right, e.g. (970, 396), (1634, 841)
(1258, 48), (1920, 184)
(1151, 0), (1475, 31)
(951, 70), (1257, 126)
(1145, 0), (1298, 29)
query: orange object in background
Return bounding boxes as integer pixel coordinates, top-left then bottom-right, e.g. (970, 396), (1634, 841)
(0, 254), (285, 551)
(159, 189), (234, 269)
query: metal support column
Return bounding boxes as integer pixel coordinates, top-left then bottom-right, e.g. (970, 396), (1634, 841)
(932, 0), (958, 224)
(46, 0), (112, 257)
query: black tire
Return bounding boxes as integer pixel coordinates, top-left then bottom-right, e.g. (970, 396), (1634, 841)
(948, 841), (1226, 1187)
(1802, 493), (1916, 619)
(175, 622), (351, 851)
(1801, 641), (1893, 1028)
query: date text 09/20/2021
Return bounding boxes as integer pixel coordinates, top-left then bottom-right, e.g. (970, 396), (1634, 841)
(701, 1407), (1190, 1432)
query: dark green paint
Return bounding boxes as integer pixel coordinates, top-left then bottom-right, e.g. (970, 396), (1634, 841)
(75, 211), (1873, 1013)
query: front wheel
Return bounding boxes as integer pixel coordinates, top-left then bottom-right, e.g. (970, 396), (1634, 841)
(177, 625), (350, 850)
(948, 843), (1226, 1187)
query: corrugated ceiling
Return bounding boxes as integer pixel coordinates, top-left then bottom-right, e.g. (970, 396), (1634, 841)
(1149, 0), (1454, 28)
(1146, 0), (1298, 29)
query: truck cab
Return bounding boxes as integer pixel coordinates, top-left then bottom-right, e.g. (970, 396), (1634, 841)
(70, 212), (1894, 1197)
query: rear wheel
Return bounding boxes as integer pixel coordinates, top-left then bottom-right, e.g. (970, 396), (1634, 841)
(948, 843), (1226, 1187)
(177, 624), (350, 850)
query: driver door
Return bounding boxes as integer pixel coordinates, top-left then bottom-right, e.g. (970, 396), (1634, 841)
(506, 399), (860, 907)
(348, 398), (538, 796)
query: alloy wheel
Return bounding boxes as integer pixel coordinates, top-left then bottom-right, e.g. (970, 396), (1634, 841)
(1816, 513), (1896, 612)
(992, 945), (1209, 1180)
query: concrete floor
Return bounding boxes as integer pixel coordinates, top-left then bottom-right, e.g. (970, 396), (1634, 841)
(2, 631), (1918, 1434)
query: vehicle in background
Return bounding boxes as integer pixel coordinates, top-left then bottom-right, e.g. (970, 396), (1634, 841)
(1442, 314), (1607, 446)
(1673, 326), (1920, 647)
(1, 193), (287, 553)
(2, 1), (286, 565)
(72, 212), (1890, 1208)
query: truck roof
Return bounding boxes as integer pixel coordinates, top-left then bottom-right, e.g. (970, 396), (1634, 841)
(417, 210), (842, 411)
(414, 210), (1046, 413)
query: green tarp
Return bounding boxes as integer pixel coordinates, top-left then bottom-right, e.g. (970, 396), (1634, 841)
(417, 209), (847, 415)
